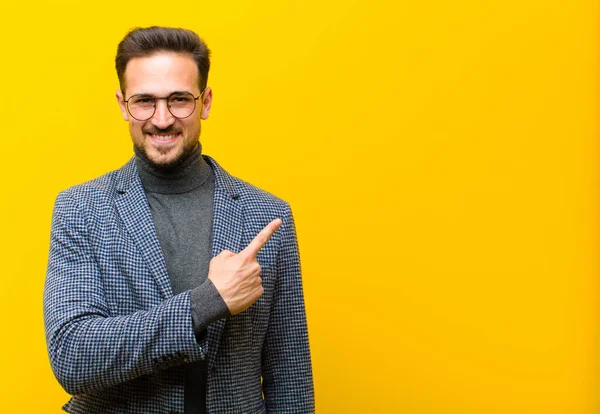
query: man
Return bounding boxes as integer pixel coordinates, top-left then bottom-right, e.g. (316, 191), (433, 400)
(44, 26), (314, 414)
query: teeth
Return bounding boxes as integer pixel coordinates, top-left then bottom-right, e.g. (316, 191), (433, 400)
(151, 134), (177, 141)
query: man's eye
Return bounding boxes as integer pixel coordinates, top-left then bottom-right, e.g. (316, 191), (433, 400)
(136, 98), (153, 104)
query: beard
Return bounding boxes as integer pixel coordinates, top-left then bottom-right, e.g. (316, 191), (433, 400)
(133, 125), (201, 173)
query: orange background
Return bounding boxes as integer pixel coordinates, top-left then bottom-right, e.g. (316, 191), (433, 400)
(0, 0), (597, 413)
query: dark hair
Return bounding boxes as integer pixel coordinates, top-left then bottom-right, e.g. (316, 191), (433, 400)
(115, 26), (211, 94)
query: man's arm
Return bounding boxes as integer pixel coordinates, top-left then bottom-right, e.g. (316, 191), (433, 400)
(44, 190), (281, 396)
(44, 190), (207, 396)
(261, 206), (315, 413)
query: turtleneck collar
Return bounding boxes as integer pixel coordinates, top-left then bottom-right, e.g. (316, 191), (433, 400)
(134, 142), (213, 195)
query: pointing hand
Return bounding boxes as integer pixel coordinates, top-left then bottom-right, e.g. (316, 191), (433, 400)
(208, 218), (282, 315)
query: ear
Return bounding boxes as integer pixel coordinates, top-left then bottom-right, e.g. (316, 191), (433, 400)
(115, 90), (129, 121)
(199, 87), (212, 120)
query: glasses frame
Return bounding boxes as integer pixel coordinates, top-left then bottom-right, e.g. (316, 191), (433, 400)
(123, 89), (205, 121)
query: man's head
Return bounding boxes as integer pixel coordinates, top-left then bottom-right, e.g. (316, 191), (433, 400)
(115, 27), (213, 170)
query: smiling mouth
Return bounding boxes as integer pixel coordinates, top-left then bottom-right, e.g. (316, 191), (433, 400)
(148, 133), (180, 143)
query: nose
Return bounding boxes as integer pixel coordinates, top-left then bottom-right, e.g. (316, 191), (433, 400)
(151, 98), (175, 128)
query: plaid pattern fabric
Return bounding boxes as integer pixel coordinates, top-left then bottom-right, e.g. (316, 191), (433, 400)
(44, 155), (314, 414)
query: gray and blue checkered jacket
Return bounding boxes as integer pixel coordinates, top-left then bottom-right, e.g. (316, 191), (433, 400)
(44, 155), (314, 413)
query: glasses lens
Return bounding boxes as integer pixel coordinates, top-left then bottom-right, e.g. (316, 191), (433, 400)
(128, 95), (155, 120)
(168, 93), (196, 118)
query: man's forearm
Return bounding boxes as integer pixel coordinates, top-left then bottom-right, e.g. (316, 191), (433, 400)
(45, 290), (205, 395)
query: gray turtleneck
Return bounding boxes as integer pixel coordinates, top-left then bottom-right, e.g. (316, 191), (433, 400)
(135, 143), (230, 414)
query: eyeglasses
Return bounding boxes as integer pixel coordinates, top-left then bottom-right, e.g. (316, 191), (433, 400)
(123, 90), (204, 121)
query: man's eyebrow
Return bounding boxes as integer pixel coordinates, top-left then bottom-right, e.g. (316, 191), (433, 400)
(169, 90), (195, 95)
(131, 90), (194, 97)
(128, 92), (153, 98)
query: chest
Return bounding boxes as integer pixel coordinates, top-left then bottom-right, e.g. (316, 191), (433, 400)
(146, 190), (215, 295)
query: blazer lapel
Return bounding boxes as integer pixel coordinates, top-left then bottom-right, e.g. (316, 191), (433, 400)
(114, 160), (173, 301)
(204, 155), (243, 369)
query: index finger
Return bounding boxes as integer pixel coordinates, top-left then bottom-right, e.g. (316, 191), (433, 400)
(241, 218), (283, 258)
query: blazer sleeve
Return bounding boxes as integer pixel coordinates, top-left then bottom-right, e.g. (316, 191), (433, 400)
(43, 190), (206, 396)
(261, 205), (315, 413)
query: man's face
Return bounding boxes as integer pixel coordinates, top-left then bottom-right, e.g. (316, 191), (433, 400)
(116, 52), (212, 169)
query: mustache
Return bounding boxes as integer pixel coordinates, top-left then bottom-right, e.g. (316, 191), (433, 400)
(143, 127), (180, 135)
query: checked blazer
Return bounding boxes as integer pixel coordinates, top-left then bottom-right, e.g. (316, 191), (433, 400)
(44, 155), (314, 414)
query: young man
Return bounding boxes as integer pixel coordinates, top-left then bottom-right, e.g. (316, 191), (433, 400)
(44, 26), (314, 414)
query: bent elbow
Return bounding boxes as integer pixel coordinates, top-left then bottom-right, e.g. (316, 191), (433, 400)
(49, 354), (90, 396)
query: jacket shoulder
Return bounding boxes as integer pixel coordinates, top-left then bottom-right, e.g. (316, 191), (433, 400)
(205, 155), (291, 214)
(235, 177), (288, 209)
(56, 160), (134, 205)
